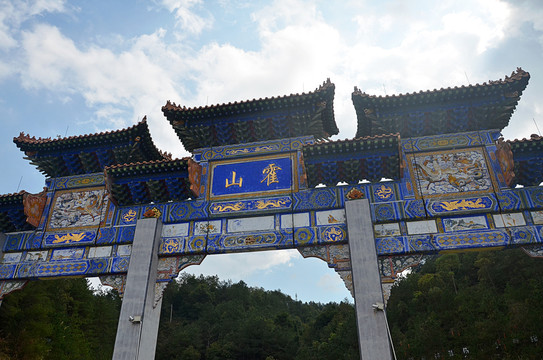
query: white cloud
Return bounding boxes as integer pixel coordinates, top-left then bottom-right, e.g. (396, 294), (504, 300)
(317, 273), (345, 294)
(19, 23), (186, 154)
(0, 0), (67, 50)
(186, 250), (298, 280)
(160, 0), (213, 35)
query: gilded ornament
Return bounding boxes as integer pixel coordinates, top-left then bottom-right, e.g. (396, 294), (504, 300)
(375, 185), (393, 200)
(143, 207), (162, 218)
(346, 188), (364, 200)
(255, 199), (288, 209)
(122, 209), (137, 223)
(52, 232), (87, 244)
(322, 226), (345, 242)
(439, 198), (487, 211)
(211, 202), (245, 212)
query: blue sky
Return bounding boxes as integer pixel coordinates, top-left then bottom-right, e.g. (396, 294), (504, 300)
(0, 0), (542, 303)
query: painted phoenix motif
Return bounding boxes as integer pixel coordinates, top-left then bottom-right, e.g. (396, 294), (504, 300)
(409, 149), (493, 197)
(48, 188), (107, 230)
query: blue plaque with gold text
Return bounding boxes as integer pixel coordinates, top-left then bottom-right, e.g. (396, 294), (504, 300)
(209, 155), (296, 199)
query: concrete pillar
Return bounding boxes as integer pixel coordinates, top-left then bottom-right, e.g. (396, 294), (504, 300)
(345, 199), (393, 360)
(113, 218), (163, 360)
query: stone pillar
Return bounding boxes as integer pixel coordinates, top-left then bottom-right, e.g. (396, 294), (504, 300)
(345, 199), (393, 360)
(113, 218), (163, 360)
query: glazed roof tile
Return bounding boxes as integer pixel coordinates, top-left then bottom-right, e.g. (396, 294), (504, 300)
(163, 79), (338, 152)
(352, 68), (529, 104)
(0, 191), (27, 204)
(13, 119), (170, 178)
(352, 68), (530, 138)
(302, 134), (402, 185)
(105, 157), (199, 206)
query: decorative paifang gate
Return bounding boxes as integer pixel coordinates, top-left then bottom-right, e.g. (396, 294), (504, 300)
(1, 69), (541, 359)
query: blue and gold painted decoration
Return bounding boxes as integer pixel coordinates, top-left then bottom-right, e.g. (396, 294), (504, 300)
(293, 227), (317, 247)
(3, 233), (25, 252)
(407, 235), (435, 252)
(51, 173), (105, 190)
(86, 258), (110, 274)
(43, 230), (96, 247)
(496, 190), (523, 211)
(119, 208), (138, 225)
(209, 154), (295, 200)
(426, 195), (497, 216)
(166, 200), (208, 223)
(160, 237), (184, 255)
(185, 235), (206, 254)
(23, 232), (43, 250)
(96, 227), (117, 245)
(0, 264), (16, 280)
(523, 187), (543, 209)
(434, 229), (509, 250)
(35, 261), (89, 277)
(373, 184), (395, 202)
(509, 226), (537, 245)
(206, 231), (289, 254)
(401, 131), (496, 153)
(373, 203), (400, 222)
(209, 196), (292, 215)
(293, 188), (338, 211)
(195, 137), (313, 161)
(376, 237), (406, 254)
(319, 225), (347, 244)
(115, 226), (136, 244)
(403, 199), (426, 219)
(111, 257), (130, 273)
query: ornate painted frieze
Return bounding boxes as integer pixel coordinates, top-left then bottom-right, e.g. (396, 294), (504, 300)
(47, 187), (108, 231)
(293, 188), (338, 211)
(209, 196), (292, 215)
(433, 229), (509, 250)
(43, 230), (97, 247)
(407, 148), (496, 199)
(51, 173), (105, 190)
(401, 131), (497, 153)
(207, 231), (290, 253)
(194, 137), (312, 161)
(426, 195), (497, 216)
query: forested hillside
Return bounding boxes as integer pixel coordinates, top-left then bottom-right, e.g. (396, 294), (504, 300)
(0, 279), (120, 359)
(1, 247), (543, 359)
(156, 274), (358, 360)
(387, 248), (543, 359)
